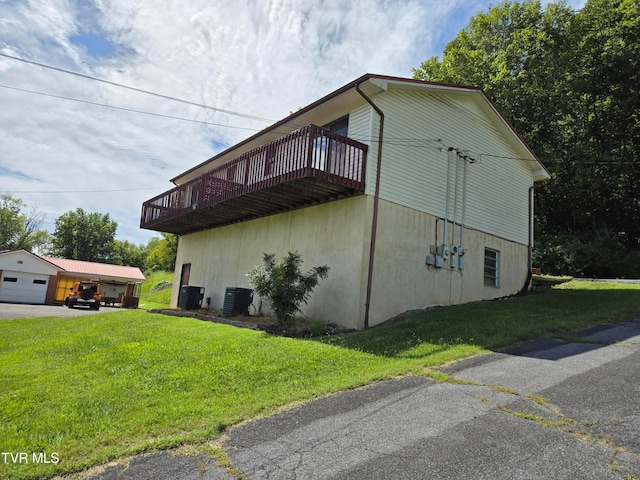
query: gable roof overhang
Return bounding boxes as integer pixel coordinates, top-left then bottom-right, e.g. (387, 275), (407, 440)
(42, 257), (146, 284)
(0, 249), (62, 275)
(171, 74), (550, 186)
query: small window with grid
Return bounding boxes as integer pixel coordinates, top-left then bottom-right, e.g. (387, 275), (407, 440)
(484, 248), (499, 287)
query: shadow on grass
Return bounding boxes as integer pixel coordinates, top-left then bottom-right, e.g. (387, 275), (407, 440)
(315, 287), (640, 360)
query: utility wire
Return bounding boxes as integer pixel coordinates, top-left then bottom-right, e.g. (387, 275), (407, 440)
(0, 55), (448, 146)
(0, 52), (275, 123)
(0, 84), (259, 132)
(0, 56), (463, 146)
(2, 54), (588, 164)
(0, 82), (448, 146)
(7, 187), (165, 194)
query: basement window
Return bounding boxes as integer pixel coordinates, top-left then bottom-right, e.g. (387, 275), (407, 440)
(484, 248), (499, 287)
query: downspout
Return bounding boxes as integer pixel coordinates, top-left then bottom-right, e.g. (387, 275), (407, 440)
(518, 184), (536, 295)
(356, 81), (384, 329)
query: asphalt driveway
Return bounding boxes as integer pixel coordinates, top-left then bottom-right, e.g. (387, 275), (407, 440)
(78, 317), (640, 480)
(0, 302), (117, 319)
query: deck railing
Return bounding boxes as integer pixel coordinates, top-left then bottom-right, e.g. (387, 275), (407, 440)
(140, 124), (368, 229)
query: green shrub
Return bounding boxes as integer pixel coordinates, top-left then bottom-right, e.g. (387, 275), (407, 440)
(246, 252), (329, 324)
(150, 280), (173, 293)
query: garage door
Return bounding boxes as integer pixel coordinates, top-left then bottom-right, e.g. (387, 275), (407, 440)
(0, 270), (49, 304)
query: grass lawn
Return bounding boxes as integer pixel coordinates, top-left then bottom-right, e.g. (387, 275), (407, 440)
(137, 271), (173, 310)
(1, 281), (639, 479)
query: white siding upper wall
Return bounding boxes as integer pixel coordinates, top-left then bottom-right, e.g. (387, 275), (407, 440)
(360, 89), (533, 245)
(348, 103), (374, 146)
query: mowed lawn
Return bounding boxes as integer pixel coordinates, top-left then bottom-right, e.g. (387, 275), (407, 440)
(1, 281), (639, 479)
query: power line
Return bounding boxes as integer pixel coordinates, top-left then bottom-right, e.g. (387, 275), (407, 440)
(0, 84), (259, 132)
(0, 84), (552, 163)
(0, 55), (462, 145)
(0, 55), (578, 164)
(5, 187), (165, 194)
(0, 55), (450, 146)
(0, 52), (275, 123)
(0, 81), (450, 146)
(5, 54), (632, 168)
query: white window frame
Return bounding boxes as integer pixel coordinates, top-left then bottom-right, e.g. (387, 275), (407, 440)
(484, 248), (499, 287)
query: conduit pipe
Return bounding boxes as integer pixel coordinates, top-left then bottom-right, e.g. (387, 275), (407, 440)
(451, 150), (463, 262)
(443, 148), (454, 254)
(356, 81), (384, 329)
(459, 156), (469, 251)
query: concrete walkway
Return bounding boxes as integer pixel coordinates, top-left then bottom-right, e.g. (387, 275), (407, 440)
(79, 319), (640, 480)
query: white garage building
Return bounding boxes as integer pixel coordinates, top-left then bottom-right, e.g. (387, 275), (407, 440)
(0, 250), (59, 304)
(0, 250), (145, 305)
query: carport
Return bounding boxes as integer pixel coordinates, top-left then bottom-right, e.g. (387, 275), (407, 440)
(44, 257), (146, 307)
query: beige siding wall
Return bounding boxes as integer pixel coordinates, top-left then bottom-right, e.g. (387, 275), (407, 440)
(364, 89), (533, 245)
(366, 199), (530, 327)
(173, 196), (528, 330)
(172, 196), (371, 329)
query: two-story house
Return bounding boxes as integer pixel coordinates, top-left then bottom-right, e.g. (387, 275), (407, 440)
(140, 74), (549, 329)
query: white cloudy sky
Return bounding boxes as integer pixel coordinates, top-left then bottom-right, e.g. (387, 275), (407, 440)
(0, 0), (586, 247)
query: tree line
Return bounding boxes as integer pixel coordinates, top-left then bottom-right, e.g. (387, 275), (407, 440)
(413, 0), (639, 277)
(0, 194), (176, 272)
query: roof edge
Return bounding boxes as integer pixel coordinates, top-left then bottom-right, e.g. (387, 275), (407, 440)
(477, 90), (551, 180)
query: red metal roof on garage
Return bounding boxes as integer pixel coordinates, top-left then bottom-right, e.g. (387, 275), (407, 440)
(43, 257), (146, 282)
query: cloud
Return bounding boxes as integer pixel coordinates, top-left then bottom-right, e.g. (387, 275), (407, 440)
(0, 0), (585, 246)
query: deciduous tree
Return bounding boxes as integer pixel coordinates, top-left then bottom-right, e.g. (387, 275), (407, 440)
(144, 234), (178, 272)
(49, 208), (117, 262)
(413, 0), (640, 276)
(0, 194), (48, 252)
(113, 239), (146, 268)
